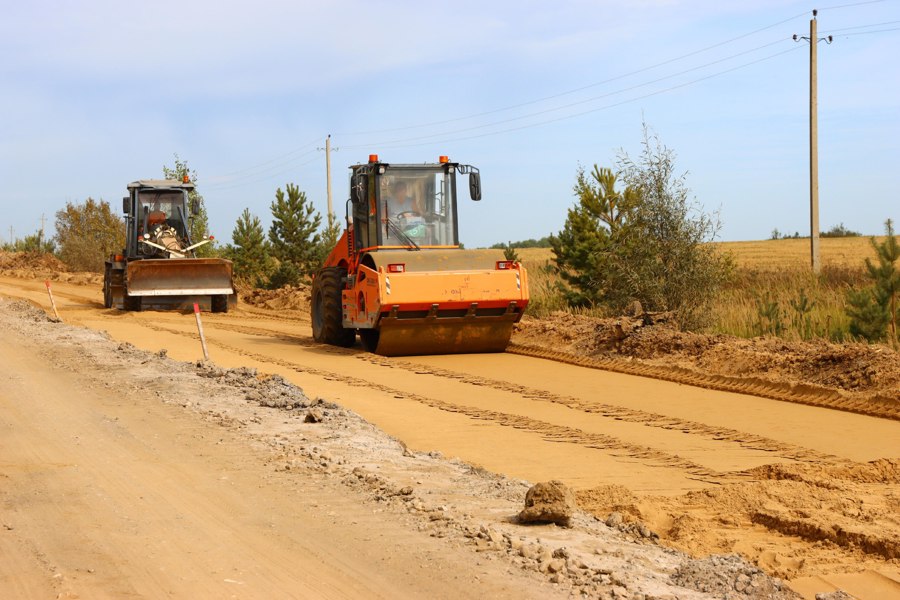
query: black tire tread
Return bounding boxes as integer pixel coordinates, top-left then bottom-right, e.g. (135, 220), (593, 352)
(312, 267), (355, 347)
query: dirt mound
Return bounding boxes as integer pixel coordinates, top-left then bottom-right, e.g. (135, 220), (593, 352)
(748, 458), (900, 485)
(1, 299), (54, 322)
(240, 284), (310, 311)
(513, 312), (900, 399)
(0, 250), (102, 286)
(0, 251), (69, 272)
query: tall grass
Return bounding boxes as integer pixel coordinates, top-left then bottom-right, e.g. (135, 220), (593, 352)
(709, 266), (866, 341)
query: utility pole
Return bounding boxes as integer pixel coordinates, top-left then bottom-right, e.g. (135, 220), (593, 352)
(39, 213), (45, 248)
(325, 135), (333, 220)
(794, 10), (832, 274)
(318, 135), (339, 221)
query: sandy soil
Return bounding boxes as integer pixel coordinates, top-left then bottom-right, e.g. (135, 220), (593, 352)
(1, 252), (899, 599)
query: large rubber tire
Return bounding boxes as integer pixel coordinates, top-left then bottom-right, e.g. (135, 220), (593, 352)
(123, 292), (141, 312)
(211, 294), (229, 313)
(103, 264), (113, 309)
(359, 329), (380, 353)
(311, 267), (355, 347)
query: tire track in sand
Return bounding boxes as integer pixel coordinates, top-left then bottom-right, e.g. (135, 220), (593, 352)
(357, 354), (849, 468)
(137, 320), (851, 481)
(507, 343), (900, 422)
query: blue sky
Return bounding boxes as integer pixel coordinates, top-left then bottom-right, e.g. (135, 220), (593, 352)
(2, 0), (898, 249)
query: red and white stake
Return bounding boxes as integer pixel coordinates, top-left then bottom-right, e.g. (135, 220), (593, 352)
(45, 280), (62, 322)
(193, 303), (210, 361)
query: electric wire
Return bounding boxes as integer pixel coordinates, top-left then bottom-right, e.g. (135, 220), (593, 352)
(206, 1), (893, 182)
(340, 45), (804, 151)
(335, 10), (811, 138)
(204, 155), (323, 191)
(207, 136), (321, 180)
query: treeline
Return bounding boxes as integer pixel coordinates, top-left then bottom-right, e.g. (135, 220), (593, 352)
(6, 156), (339, 290)
(489, 236), (552, 249)
(770, 223), (861, 240)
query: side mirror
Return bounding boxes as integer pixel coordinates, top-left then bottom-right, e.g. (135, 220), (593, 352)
(122, 196), (130, 214)
(469, 172), (482, 201)
(191, 199), (200, 216)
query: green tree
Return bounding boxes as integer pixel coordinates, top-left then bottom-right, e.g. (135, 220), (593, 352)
(821, 223), (861, 238)
(550, 165), (641, 307)
(315, 211), (343, 267)
(551, 126), (731, 329)
(3, 231), (55, 254)
(501, 241), (520, 262)
(228, 208), (274, 287)
(54, 198), (125, 272)
(268, 183), (322, 286)
(162, 154), (216, 257)
(846, 219), (899, 346)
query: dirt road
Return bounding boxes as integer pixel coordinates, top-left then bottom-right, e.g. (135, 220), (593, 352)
(2, 274), (899, 599)
(0, 299), (589, 599)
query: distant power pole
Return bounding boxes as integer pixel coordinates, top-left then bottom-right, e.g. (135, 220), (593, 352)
(39, 213), (46, 248)
(794, 10), (833, 274)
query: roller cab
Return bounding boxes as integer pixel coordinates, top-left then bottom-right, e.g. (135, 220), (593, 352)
(311, 155), (529, 356)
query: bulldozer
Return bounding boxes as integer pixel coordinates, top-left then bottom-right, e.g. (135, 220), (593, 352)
(103, 178), (235, 312)
(311, 155), (529, 356)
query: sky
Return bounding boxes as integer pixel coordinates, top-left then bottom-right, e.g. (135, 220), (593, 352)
(1, 0), (898, 249)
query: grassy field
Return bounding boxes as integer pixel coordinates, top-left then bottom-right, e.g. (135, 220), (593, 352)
(514, 237), (884, 341)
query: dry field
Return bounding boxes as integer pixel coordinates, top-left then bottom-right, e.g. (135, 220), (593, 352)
(714, 237), (883, 270)
(514, 236), (883, 271)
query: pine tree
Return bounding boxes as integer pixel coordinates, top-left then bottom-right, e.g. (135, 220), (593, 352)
(847, 219), (899, 346)
(315, 211), (343, 266)
(229, 208), (273, 287)
(268, 183), (322, 285)
(162, 154), (216, 257)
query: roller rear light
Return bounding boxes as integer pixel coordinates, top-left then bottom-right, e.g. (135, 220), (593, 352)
(387, 263), (405, 273)
(496, 261), (515, 270)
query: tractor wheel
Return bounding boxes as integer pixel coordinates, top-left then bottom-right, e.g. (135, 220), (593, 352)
(311, 267), (355, 347)
(359, 329), (380, 353)
(211, 294), (229, 313)
(123, 292), (141, 312)
(103, 264), (113, 309)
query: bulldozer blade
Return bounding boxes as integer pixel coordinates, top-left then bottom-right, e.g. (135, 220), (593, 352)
(372, 314), (517, 357)
(127, 258), (234, 297)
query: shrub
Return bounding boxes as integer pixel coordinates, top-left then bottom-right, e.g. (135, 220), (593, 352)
(846, 219), (899, 345)
(550, 125), (732, 329)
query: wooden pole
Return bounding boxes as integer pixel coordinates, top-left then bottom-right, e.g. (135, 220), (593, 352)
(325, 134), (334, 220)
(193, 303), (210, 361)
(809, 14), (821, 274)
(44, 280), (62, 322)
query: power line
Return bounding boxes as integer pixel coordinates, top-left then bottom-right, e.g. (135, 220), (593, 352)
(205, 136), (322, 183)
(822, 18), (900, 33)
(818, 0), (885, 11)
(205, 0), (890, 179)
(343, 45), (805, 152)
(834, 26), (900, 36)
(336, 11), (812, 138)
(204, 155), (323, 191)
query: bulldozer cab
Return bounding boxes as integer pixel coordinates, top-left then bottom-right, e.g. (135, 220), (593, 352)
(123, 180), (194, 258)
(349, 158), (479, 252)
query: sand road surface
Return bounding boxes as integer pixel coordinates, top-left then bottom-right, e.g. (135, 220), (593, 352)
(1, 273), (899, 599)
